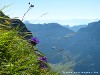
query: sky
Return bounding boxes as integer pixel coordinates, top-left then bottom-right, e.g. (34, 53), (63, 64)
(0, 0), (100, 26)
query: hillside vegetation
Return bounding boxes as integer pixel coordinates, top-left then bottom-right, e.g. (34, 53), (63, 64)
(0, 11), (58, 75)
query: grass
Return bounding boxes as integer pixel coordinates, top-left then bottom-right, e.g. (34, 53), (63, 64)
(0, 11), (58, 75)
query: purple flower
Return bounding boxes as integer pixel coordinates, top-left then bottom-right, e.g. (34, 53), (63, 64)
(40, 62), (46, 68)
(38, 56), (47, 69)
(31, 37), (39, 45)
(38, 57), (42, 60)
(41, 56), (47, 61)
(38, 56), (47, 62)
(31, 37), (39, 43)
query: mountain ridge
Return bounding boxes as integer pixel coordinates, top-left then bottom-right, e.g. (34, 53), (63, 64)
(25, 20), (100, 74)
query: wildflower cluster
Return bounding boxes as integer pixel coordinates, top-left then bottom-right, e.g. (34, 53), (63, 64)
(38, 56), (47, 62)
(38, 56), (47, 68)
(31, 37), (39, 46)
(31, 37), (48, 69)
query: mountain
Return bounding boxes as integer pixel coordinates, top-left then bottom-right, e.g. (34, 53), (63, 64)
(25, 23), (74, 63)
(28, 19), (99, 26)
(25, 23), (74, 39)
(25, 21), (100, 74)
(63, 25), (87, 32)
(65, 20), (100, 73)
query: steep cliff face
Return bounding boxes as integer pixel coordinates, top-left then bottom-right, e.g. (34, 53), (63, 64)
(64, 20), (100, 73)
(66, 20), (100, 54)
(0, 11), (32, 40)
(0, 11), (9, 18)
(10, 19), (33, 40)
(0, 11), (9, 24)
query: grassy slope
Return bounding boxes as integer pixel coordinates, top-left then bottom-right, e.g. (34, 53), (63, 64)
(0, 11), (58, 75)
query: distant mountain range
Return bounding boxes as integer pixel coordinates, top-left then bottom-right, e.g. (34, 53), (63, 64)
(65, 20), (100, 73)
(24, 19), (99, 26)
(25, 20), (100, 74)
(63, 25), (87, 32)
(25, 23), (74, 63)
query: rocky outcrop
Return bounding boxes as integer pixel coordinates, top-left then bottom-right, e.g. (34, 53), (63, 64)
(0, 11), (32, 40)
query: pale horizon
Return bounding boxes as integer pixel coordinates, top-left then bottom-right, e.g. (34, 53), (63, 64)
(24, 18), (99, 26)
(0, 0), (100, 26)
